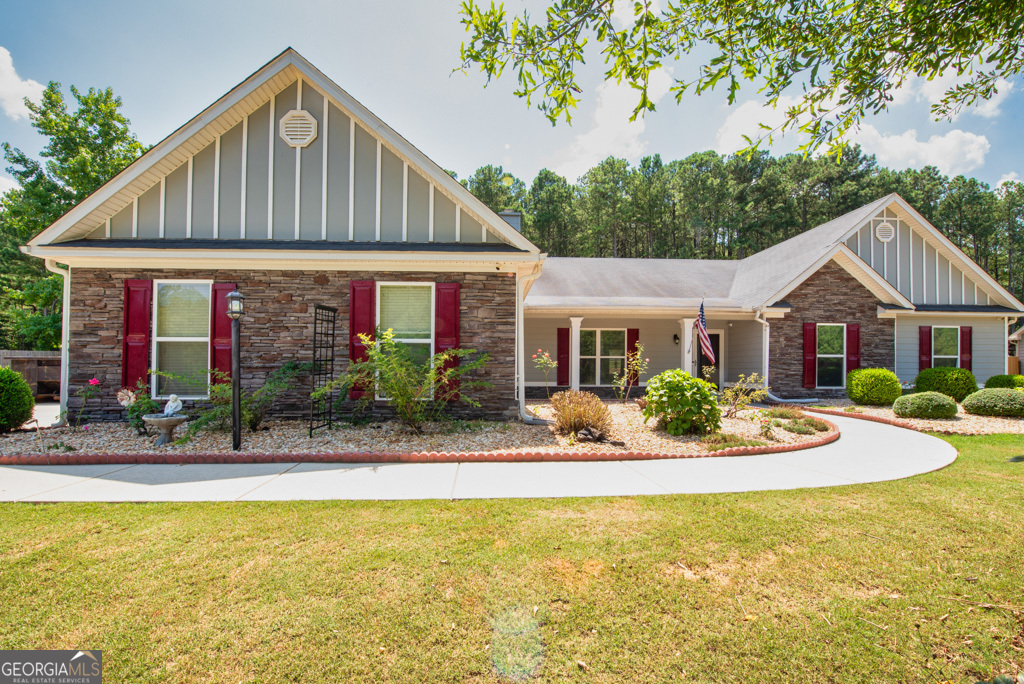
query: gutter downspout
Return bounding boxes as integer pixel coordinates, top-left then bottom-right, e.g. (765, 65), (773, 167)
(754, 309), (818, 405)
(44, 259), (70, 425)
(516, 262), (549, 424)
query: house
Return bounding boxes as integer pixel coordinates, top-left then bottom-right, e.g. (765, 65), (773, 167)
(22, 50), (1024, 424)
(22, 49), (543, 421)
(524, 195), (1024, 398)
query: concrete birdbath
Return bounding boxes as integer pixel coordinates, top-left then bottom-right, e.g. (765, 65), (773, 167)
(143, 395), (187, 446)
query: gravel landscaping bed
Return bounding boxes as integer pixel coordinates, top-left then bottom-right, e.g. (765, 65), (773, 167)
(809, 399), (1024, 435)
(0, 402), (833, 459)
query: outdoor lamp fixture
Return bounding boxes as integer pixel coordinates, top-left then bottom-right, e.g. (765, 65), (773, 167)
(673, 334), (680, 345)
(226, 290), (245, 450)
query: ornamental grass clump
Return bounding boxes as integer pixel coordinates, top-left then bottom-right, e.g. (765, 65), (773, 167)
(0, 367), (34, 432)
(641, 369), (722, 436)
(846, 368), (902, 406)
(549, 390), (611, 436)
(892, 391), (958, 419)
(913, 367), (978, 402)
(984, 374), (1024, 389)
(961, 388), (1024, 417)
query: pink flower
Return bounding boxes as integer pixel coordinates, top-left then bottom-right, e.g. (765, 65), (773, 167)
(83, 425), (90, 431)
(89, 378), (100, 386)
(532, 354), (537, 359)
(537, 349), (542, 353)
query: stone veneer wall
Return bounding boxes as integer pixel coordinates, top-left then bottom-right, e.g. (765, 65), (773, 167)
(768, 260), (895, 398)
(67, 268), (518, 421)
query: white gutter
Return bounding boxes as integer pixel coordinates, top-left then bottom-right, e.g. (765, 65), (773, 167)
(516, 264), (548, 424)
(44, 259), (70, 425)
(754, 309), (818, 404)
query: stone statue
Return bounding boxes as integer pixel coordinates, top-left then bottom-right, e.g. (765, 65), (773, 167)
(163, 394), (183, 416)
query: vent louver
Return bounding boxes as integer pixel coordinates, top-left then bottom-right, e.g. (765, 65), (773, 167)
(279, 110), (318, 148)
(875, 221), (895, 243)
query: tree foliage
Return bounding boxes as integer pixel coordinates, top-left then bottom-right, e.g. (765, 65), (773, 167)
(459, 0), (1024, 155)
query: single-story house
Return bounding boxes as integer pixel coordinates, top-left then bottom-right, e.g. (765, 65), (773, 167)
(22, 50), (1024, 423)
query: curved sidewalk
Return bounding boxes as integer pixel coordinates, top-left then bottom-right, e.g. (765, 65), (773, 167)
(0, 415), (957, 502)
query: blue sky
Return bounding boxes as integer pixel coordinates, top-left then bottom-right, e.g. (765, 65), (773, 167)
(1, 0), (1022, 198)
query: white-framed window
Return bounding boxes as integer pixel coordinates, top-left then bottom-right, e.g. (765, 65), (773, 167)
(933, 326), (960, 368)
(376, 282), (435, 399)
(816, 323), (845, 388)
(152, 280), (212, 399)
(580, 329), (626, 386)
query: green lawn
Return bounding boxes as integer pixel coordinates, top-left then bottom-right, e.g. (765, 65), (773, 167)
(1, 435), (1022, 682)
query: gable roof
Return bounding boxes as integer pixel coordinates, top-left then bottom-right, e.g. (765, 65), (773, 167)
(26, 48), (539, 255)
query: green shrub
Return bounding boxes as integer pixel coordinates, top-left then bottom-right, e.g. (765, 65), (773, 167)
(641, 369), (722, 436)
(0, 367), (35, 432)
(846, 368), (902, 406)
(913, 367), (978, 402)
(549, 390), (611, 436)
(892, 391), (958, 419)
(961, 388), (1024, 417)
(984, 374), (1024, 389)
(700, 433), (766, 451)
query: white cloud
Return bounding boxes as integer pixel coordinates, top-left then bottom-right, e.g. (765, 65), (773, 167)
(0, 174), (17, 196)
(998, 171), (1020, 187)
(850, 124), (990, 176)
(0, 46), (43, 121)
(890, 74), (1013, 120)
(713, 95), (803, 154)
(547, 68), (673, 182)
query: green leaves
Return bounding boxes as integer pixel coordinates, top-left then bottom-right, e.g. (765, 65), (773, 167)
(640, 368), (722, 436)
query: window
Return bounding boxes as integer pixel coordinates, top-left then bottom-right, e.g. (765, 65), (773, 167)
(816, 323), (845, 388)
(152, 281), (211, 398)
(933, 326), (959, 368)
(377, 283), (434, 367)
(580, 329), (625, 386)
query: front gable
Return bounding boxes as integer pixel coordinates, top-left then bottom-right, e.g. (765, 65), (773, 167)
(27, 49), (537, 257)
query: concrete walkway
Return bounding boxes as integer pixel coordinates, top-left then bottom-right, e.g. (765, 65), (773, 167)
(0, 414), (957, 502)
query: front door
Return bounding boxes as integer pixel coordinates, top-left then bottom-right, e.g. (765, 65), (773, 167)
(696, 333), (721, 388)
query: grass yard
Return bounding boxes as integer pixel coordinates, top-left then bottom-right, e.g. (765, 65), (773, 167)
(1, 435), (1022, 682)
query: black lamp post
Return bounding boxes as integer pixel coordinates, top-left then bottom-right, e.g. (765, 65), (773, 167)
(225, 290), (245, 450)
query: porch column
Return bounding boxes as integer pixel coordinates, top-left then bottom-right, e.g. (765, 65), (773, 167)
(679, 318), (695, 376)
(569, 316), (583, 390)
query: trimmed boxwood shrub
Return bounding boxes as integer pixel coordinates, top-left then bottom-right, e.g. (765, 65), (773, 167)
(846, 368), (902, 406)
(641, 369), (722, 435)
(962, 388), (1024, 417)
(0, 367), (35, 432)
(984, 374), (1024, 389)
(892, 391), (958, 419)
(913, 367), (979, 402)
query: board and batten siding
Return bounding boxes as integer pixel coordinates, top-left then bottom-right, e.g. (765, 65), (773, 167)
(87, 79), (502, 245)
(894, 315), (1006, 384)
(845, 207), (992, 306)
(523, 316), (763, 384)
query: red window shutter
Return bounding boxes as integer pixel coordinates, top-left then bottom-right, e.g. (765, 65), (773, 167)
(626, 328), (640, 384)
(556, 328), (569, 386)
(846, 324), (861, 374)
(918, 326), (932, 371)
(434, 283), (461, 401)
(802, 322), (817, 389)
(210, 283), (236, 383)
(349, 280), (375, 399)
(959, 326), (972, 371)
(121, 279), (153, 390)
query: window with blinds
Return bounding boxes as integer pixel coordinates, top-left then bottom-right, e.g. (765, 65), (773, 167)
(379, 285), (432, 340)
(153, 281), (211, 397)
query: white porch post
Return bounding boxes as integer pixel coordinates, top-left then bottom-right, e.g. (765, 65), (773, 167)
(569, 316), (583, 390)
(680, 318), (695, 376)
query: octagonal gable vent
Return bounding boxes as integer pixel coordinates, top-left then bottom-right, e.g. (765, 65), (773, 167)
(279, 110), (318, 148)
(875, 221), (895, 243)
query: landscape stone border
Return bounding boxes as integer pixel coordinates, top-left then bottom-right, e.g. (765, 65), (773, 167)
(0, 418), (839, 466)
(805, 407), (964, 436)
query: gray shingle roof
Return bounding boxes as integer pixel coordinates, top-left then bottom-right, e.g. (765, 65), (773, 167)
(526, 194), (898, 311)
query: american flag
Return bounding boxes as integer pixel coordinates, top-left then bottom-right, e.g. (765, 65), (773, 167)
(697, 300), (715, 364)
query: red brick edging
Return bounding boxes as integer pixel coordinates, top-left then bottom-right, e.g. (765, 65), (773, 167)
(804, 407), (965, 435)
(0, 419), (839, 466)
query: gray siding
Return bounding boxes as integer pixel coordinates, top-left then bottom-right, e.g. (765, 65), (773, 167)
(460, 210), (482, 243)
(325, 103), (351, 240)
(433, 191), (457, 242)
(407, 173), (430, 242)
(894, 315), (1007, 385)
(379, 146), (403, 241)
(727, 320), (764, 381)
(272, 81), (298, 240)
(191, 143), (216, 239)
(137, 184), (160, 238)
(218, 121), (243, 240)
(245, 101), (270, 238)
(109, 204), (132, 238)
(164, 163), (188, 239)
(352, 124), (376, 241)
(298, 83), (324, 240)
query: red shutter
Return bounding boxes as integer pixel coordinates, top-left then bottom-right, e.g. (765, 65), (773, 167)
(959, 326), (972, 371)
(627, 328), (640, 384)
(434, 283), (461, 401)
(349, 280), (375, 399)
(919, 326), (932, 371)
(556, 328), (569, 386)
(802, 322), (817, 389)
(846, 324), (861, 374)
(121, 279), (152, 390)
(210, 283), (236, 383)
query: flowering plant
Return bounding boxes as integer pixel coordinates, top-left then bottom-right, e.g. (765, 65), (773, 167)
(749, 409), (775, 439)
(532, 349), (558, 399)
(117, 388), (137, 407)
(70, 378), (102, 431)
(613, 343), (649, 403)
